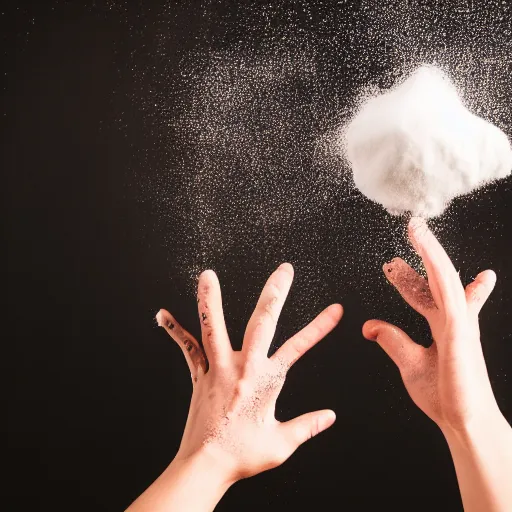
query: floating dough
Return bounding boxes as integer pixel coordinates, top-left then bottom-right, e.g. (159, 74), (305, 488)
(345, 66), (512, 217)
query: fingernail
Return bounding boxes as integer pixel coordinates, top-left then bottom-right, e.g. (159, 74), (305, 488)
(365, 327), (379, 341)
(155, 310), (165, 327)
(409, 216), (425, 230)
(278, 262), (294, 274)
(320, 410), (336, 431)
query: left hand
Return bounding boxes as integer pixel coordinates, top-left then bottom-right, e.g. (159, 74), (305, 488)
(156, 263), (343, 485)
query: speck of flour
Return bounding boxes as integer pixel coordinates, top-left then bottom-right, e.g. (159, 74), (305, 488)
(342, 65), (512, 218)
(119, 1), (512, 339)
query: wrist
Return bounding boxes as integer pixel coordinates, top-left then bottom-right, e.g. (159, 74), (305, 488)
(170, 446), (237, 491)
(126, 447), (236, 512)
(440, 408), (512, 512)
(441, 406), (507, 449)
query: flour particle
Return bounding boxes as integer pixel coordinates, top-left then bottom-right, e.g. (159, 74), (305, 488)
(344, 66), (512, 218)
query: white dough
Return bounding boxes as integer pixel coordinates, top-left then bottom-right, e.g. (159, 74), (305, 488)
(345, 66), (512, 217)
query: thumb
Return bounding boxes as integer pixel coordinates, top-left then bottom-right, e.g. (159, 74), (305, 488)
(465, 269), (496, 315)
(363, 319), (425, 372)
(280, 409), (336, 451)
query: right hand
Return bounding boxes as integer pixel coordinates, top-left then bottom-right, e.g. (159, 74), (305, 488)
(363, 217), (500, 433)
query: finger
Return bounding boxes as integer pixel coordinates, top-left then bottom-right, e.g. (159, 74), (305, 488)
(271, 304), (343, 368)
(383, 258), (437, 318)
(408, 217), (466, 314)
(465, 269), (497, 315)
(197, 270), (232, 365)
(243, 263), (294, 357)
(156, 309), (208, 380)
(362, 319), (425, 373)
(280, 409), (336, 451)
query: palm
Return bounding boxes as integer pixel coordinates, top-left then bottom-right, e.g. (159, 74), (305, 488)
(364, 218), (496, 431)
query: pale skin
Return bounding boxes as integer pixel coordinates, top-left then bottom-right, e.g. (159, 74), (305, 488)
(126, 218), (512, 511)
(126, 263), (343, 511)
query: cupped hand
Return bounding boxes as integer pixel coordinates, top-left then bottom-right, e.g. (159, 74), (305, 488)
(157, 263), (342, 484)
(363, 218), (499, 433)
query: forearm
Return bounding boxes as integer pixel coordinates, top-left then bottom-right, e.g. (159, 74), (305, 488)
(126, 451), (234, 512)
(443, 409), (512, 512)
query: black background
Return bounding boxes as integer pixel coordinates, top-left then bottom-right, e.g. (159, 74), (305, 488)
(4, 1), (512, 511)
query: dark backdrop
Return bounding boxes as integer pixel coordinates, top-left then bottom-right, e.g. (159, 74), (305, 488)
(4, 1), (512, 511)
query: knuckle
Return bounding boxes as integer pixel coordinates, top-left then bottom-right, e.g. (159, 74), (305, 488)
(263, 306), (276, 323)
(313, 416), (321, 438)
(242, 358), (259, 377)
(291, 336), (308, 356)
(233, 378), (252, 398)
(267, 282), (281, 298)
(258, 299), (278, 324)
(182, 337), (196, 352)
(263, 301), (276, 316)
(271, 355), (290, 377)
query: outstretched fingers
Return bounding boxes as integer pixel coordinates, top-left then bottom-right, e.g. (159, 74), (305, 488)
(465, 269), (497, 315)
(156, 309), (208, 380)
(243, 263), (294, 357)
(271, 304), (343, 369)
(408, 217), (466, 316)
(197, 270), (232, 366)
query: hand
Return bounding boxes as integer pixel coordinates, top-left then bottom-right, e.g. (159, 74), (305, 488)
(362, 217), (500, 433)
(157, 263), (342, 484)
